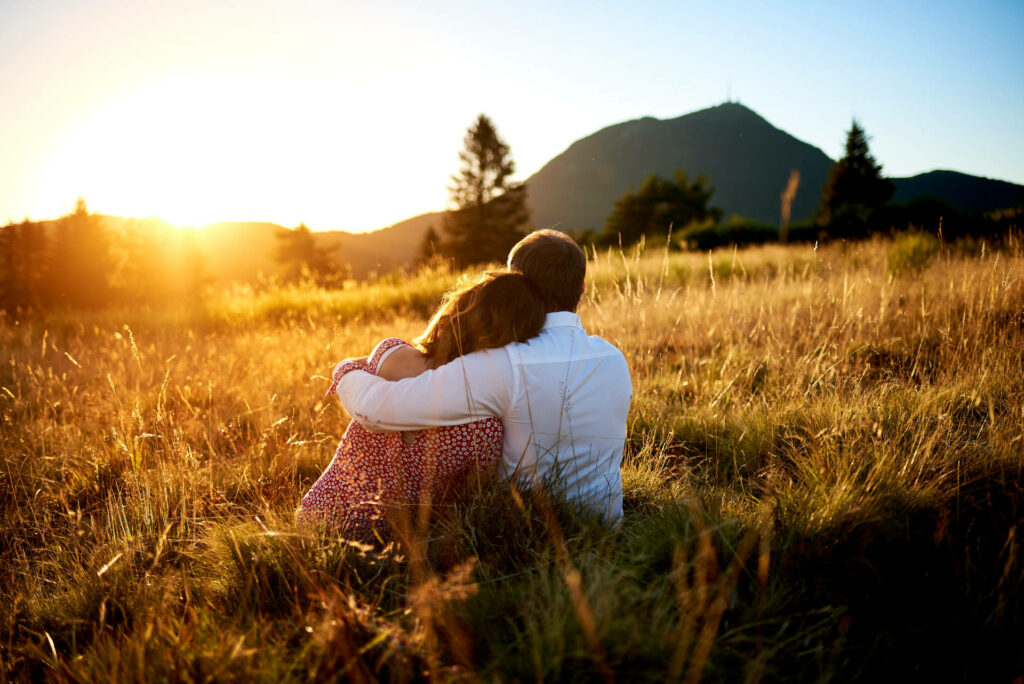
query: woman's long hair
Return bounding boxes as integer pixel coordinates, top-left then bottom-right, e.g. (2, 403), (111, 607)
(415, 271), (545, 369)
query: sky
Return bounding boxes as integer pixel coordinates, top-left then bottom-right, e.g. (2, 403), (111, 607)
(1, 0), (1022, 232)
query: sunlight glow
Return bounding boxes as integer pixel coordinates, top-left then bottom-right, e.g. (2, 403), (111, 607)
(37, 76), (296, 227)
(31, 73), (438, 230)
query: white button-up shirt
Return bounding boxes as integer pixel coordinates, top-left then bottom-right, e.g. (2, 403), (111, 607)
(335, 311), (633, 522)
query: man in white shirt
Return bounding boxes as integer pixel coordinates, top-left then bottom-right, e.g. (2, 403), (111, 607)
(335, 230), (633, 522)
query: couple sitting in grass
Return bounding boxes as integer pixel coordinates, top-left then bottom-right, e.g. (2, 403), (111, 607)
(297, 230), (633, 539)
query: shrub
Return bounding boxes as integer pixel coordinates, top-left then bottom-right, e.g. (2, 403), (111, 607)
(783, 218), (826, 243)
(888, 231), (940, 275)
(678, 216), (778, 251)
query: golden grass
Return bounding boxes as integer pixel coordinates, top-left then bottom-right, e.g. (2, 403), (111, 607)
(2, 235), (1022, 680)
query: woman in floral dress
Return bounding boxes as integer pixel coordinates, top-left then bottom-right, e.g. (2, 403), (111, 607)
(297, 271), (545, 539)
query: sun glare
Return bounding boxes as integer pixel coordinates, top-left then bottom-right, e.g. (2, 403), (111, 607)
(33, 75), (349, 229)
(31, 69), (469, 232)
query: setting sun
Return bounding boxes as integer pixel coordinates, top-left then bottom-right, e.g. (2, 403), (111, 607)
(35, 74), (349, 228)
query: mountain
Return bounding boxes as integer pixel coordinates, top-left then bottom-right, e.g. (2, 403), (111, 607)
(891, 170), (1024, 213)
(522, 103), (1024, 231)
(524, 103), (834, 229)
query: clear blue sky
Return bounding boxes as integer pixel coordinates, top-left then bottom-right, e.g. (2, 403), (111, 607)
(1, 0), (1021, 231)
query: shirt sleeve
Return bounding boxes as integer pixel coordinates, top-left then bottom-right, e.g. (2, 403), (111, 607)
(336, 348), (514, 432)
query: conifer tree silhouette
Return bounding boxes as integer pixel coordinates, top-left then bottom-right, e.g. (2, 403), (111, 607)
(47, 198), (115, 307)
(442, 114), (530, 266)
(817, 121), (894, 235)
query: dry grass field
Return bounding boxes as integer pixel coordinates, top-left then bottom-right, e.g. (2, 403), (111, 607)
(2, 236), (1023, 681)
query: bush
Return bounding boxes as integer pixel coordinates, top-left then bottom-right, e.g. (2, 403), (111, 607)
(888, 231), (940, 275)
(678, 216), (778, 251)
(876, 196), (969, 240)
(783, 219), (826, 244)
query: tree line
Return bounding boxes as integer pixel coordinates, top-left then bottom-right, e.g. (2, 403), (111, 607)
(0, 202), (355, 312)
(0, 198), (207, 311)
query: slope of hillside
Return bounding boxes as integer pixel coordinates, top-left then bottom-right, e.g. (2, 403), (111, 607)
(325, 211), (442, 279)
(892, 170), (1024, 213)
(68, 215), (445, 284)
(193, 213), (443, 282)
(525, 102), (834, 230)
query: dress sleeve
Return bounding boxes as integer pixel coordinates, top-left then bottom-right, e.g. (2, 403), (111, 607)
(366, 337), (412, 375)
(325, 338), (410, 397)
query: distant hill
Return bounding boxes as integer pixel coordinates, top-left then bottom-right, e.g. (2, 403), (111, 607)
(12, 214), (445, 285)
(198, 213), (444, 282)
(198, 222), (282, 282)
(891, 170), (1024, 213)
(524, 103), (834, 229)
(323, 211), (442, 279)
(523, 103), (1024, 231)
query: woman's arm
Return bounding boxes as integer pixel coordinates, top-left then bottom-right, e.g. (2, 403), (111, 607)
(336, 349), (514, 432)
(376, 345), (430, 381)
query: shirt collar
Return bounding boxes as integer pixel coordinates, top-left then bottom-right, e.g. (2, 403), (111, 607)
(541, 311), (583, 331)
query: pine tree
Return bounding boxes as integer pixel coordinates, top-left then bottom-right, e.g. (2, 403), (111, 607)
(415, 225), (441, 267)
(273, 223), (346, 286)
(47, 198), (116, 307)
(817, 121), (894, 234)
(0, 219), (48, 311)
(442, 115), (530, 266)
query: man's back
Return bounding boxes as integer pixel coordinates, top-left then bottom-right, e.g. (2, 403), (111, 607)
(499, 312), (632, 521)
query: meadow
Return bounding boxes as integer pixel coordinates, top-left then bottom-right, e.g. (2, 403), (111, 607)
(2, 235), (1022, 681)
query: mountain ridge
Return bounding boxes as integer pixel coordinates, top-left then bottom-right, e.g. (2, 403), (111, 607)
(890, 170), (1024, 213)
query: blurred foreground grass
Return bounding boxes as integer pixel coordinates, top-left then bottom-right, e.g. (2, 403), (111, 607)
(2, 236), (1023, 681)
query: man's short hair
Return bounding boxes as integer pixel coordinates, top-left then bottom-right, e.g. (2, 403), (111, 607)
(507, 229), (586, 312)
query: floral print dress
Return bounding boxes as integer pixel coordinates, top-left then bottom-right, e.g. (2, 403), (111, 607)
(297, 338), (503, 539)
